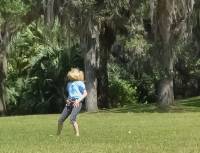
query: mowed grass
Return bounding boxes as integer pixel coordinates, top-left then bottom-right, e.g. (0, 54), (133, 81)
(1, 97), (200, 153)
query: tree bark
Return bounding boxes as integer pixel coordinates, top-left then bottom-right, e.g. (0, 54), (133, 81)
(43, 0), (55, 27)
(157, 79), (174, 107)
(0, 22), (10, 115)
(85, 47), (98, 112)
(154, 0), (194, 106)
(157, 47), (175, 106)
(154, 0), (174, 106)
(98, 23), (115, 108)
(0, 51), (7, 115)
(97, 45), (109, 108)
(81, 21), (99, 112)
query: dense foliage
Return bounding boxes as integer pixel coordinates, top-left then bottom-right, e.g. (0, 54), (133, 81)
(0, 0), (199, 114)
(6, 21), (83, 114)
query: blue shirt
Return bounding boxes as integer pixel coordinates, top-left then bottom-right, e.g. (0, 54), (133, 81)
(66, 81), (86, 100)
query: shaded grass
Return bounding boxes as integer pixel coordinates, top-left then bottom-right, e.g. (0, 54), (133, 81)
(104, 96), (200, 113)
(0, 97), (200, 153)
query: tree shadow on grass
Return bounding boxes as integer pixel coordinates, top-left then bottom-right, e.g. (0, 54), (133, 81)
(101, 96), (200, 113)
(174, 97), (200, 112)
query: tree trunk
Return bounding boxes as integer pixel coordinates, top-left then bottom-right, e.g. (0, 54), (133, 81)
(81, 22), (99, 112)
(157, 46), (175, 106)
(0, 22), (10, 115)
(97, 23), (115, 108)
(43, 0), (55, 27)
(85, 47), (98, 112)
(97, 47), (109, 108)
(153, 0), (194, 106)
(157, 79), (174, 107)
(153, 0), (174, 106)
(0, 49), (7, 115)
(156, 51), (175, 107)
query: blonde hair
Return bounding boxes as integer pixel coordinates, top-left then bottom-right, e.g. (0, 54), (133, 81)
(67, 68), (84, 81)
(79, 70), (84, 81)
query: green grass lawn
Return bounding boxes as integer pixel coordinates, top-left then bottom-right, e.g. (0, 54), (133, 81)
(0, 97), (200, 153)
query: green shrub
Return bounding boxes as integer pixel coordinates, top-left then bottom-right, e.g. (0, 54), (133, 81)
(6, 23), (83, 115)
(135, 73), (156, 103)
(108, 63), (136, 107)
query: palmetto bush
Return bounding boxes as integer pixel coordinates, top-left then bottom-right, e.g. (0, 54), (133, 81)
(6, 22), (83, 115)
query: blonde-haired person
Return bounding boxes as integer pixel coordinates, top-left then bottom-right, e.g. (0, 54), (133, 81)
(79, 70), (84, 81)
(57, 68), (87, 136)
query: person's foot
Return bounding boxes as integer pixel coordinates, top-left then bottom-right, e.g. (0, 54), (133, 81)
(57, 124), (63, 136)
(76, 133), (80, 136)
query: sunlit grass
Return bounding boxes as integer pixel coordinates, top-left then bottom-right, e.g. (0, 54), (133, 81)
(0, 97), (200, 153)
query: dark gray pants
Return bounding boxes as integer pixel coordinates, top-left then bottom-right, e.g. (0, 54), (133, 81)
(58, 103), (82, 124)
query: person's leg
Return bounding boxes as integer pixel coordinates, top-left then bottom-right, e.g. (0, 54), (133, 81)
(70, 103), (82, 136)
(57, 106), (72, 135)
(73, 121), (80, 136)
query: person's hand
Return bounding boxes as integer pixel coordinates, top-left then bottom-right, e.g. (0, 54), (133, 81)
(73, 100), (80, 108)
(65, 99), (71, 105)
